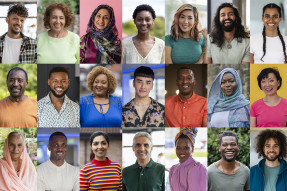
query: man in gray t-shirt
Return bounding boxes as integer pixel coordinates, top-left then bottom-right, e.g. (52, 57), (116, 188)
(208, 131), (250, 191)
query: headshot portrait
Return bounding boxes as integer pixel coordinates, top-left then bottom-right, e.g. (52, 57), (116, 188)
(122, 0), (165, 64)
(80, 0), (122, 64)
(0, 128), (37, 191)
(207, 64), (250, 127)
(122, 64), (165, 127)
(250, 64), (287, 127)
(0, 2), (37, 64)
(0, 65), (37, 127)
(165, 0), (207, 64)
(165, 64), (207, 127)
(37, 128), (79, 191)
(37, 64), (80, 128)
(37, 2), (80, 64)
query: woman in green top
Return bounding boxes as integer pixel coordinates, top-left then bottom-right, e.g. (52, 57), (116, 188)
(165, 4), (207, 64)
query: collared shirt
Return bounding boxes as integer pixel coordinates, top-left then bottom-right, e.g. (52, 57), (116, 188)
(37, 160), (79, 191)
(122, 159), (165, 191)
(37, 93), (80, 127)
(0, 32), (37, 63)
(165, 93), (207, 127)
(122, 98), (165, 127)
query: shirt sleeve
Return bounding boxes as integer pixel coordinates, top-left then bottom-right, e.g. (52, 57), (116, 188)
(242, 38), (250, 62)
(245, 169), (250, 190)
(250, 102), (256, 117)
(37, 167), (45, 191)
(165, 35), (172, 47)
(207, 35), (211, 58)
(201, 35), (207, 48)
(79, 168), (89, 191)
(73, 167), (80, 191)
(203, 99), (208, 118)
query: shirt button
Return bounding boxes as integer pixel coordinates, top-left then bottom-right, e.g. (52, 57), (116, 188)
(183, 116), (186, 119)
(183, 106), (185, 109)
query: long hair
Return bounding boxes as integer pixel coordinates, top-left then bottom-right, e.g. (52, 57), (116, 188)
(170, 4), (200, 41)
(261, 3), (286, 63)
(210, 3), (249, 48)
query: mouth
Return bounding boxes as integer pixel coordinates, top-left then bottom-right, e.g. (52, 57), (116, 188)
(11, 87), (21, 93)
(53, 24), (62, 29)
(181, 24), (191, 30)
(140, 26), (148, 31)
(224, 151), (235, 157)
(56, 151), (64, 157)
(264, 87), (273, 92)
(224, 20), (233, 26)
(181, 84), (190, 89)
(267, 23), (275, 26)
(96, 149), (105, 154)
(54, 87), (63, 93)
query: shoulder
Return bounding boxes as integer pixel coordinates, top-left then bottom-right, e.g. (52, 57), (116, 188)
(165, 34), (173, 41)
(80, 95), (93, 104)
(37, 160), (49, 171)
(194, 93), (207, 102)
(123, 163), (137, 173)
(68, 31), (80, 39)
(110, 161), (122, 169)
(239, 162), (250, 173)
(80, 33), (89, 41)
(123, 99), (133, 110)
(251, 33), (262, 39)
(166, 95), (177, 102)
(280, 97), (287, 104)
(207, 162), (217, 172)
(110, 95), (121, 102)
(155, 37), (164, 45)
(80, 162), (94, 172)
(22, 34), (36, 44)
(123, 36), (133, 45)
(251, 99), (263, 107)
(27, 96), (37, 105)
(0, 97), (9, 104)
(151, 98), (164, 109)
(37, 31), (48, 39)
(66, 162), (79, 172)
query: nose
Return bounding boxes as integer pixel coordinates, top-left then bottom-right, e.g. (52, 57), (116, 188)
(12, 80), (19, 86)
(184, 18), (188, 23)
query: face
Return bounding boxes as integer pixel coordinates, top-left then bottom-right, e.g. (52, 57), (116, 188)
(133, 136), (152, 161)
(221, 72), (237, 96)
(49, 9), (65, 32)
(260, 73), (280, 96)
(262, 8), (281, 32)
(219, 7), (236, 32)
(48, 72), (70, 98)
(176, 138), (193, 163)
(6, 13), (25, 35)
(263, 138), (280, 162)
(94, 9), (110, 30)
(8, 135), (24, 161)
(91, 135), (109, 161)
(48, 135), (68, 162)
(93, 74), (109, 97)
(179, 10), (195, 34)
(219, 136), (239, 162)
(134, 10), (154, 34)
(7, 70), (28, 98)
(133, 76), (153, 99)
(176, 69), (195, 96)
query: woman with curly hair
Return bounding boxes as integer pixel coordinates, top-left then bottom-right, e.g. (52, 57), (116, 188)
(80, 66), (122, 127)
(165, 4), (207, 64)
(37, 3), (79, 63)
(250, 3), (287, 63)
(80, 4), (121, 64)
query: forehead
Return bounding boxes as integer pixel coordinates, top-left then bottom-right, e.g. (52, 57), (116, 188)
(50, 135), (67, 144)
(51, 8), (64, 16)
(8, 70), (26, 80)
(8, 134), (24, 143)
(180, 10), (194, 16)
(220, 7), (234, 14)
(92, 135), (107, 142)
(265, 138), (279, 145)
(136, 10), (152, 18)
(8, 13), (25, 19)
(95, 73), (108, 80)
(263, 72), (277, 80)
(176, 137), (192, 146)
(50, 72), (68, 79)
(264, 8), (280, 15)
(221, 136), (237, 144)
(96, 8), (110, 16)
(134, 136), (150, 144)
(222, 72), (235, 79)
(177, 69), (194, 77)
(135, 76), (153, 81)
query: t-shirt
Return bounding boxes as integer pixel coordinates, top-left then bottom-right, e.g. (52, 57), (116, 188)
(250, 98), (287, 127)
(208, 162), (250, 191)
(250, 32), (287, 64)
(165, 34), (206, 64)
(2, 35), (22, 63)
(264, 164), (280, 191)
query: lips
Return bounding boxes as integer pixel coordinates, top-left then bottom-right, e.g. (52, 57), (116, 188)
(223, 20), (233, 26)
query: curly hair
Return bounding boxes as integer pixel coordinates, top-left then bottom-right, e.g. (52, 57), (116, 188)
(43, 3), (74, 29)
(132, 4), (156, 20)
(255, 129), (287, 159)
(87, 66), (117, 95)
(7, 3), (28, 18)
(257, 68), (282, 90)
(210, 3), (249, 48)
(170, 4), (200, 41)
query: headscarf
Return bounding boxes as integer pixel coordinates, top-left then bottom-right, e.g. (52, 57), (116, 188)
(86, 4), (121, 64)
(0, 134), (37, 191)
(208, 68), (250, 116)
(175, 128), (198, 144)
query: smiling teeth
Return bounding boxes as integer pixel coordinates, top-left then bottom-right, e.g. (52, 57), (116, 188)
(268, 24), (275, 26)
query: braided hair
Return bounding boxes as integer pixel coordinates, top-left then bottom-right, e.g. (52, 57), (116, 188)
(261, 3), (286, 63)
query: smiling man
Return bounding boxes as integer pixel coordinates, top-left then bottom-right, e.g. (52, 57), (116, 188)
(122, 66), (165, 127)
(165, 66), (207, 127)
(37, 66), (80, 127)
(0, 67), (37, 127)
(0, 3), (36, 64)
(251, 129), (287, 191)
(122, 132), (165, 191)
(208, 131), (250, 191)
(38, 132), (79, 191)
(207, 3), (249, 64)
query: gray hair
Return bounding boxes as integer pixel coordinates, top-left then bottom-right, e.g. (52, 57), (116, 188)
(133, 132), (152, 146)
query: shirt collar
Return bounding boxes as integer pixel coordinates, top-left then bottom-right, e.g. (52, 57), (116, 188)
(91, 157), (111, 166)
(177, 91), (196, 103)
(48, 159), (67, 169)
(44, 93), (70, 104)
(134, 158), (155, 169)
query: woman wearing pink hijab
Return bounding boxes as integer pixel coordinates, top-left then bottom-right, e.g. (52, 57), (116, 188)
(0, 132), (37, 191)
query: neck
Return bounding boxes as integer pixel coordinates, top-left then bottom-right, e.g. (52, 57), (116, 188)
(265, 29), (278, 37)
(138, 158), (150, 168)
(182, 31), (191, 38)
(265, 158), (280, 167)
(50, 158), (64, 167)
(220, 158), (236, 170)
(134, 96), (150, 105)
(179, 92), (193, 101)
(49, 92), (65, 104)
(135, 33), (150, 40)
(48, 29), (67, 38)
(95, 156), (107, 161)
(7, 31), (22, 39)
(93, 94), (109, 101)
(224, 29), (235, 43)
(264, 94), (280, 101)
(9, 95), (27, 103)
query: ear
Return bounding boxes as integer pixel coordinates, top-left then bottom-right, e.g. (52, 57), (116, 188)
(48, 79), (51, 86)
(5, 17), (8, 24)
(133, 79), (135, 88)
(48, 145), (51, 151)
(68, 79), (71, 86)
(150, 145), (153, 152)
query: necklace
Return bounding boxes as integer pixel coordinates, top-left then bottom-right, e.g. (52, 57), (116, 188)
(94, 102), (109, 114)
(227, 43), (232, 49)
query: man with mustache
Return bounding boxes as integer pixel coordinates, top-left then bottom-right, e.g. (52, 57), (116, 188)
(250, 129), (287, 191)
(207, 3), (250, 64)
(122, 66), (165, 127)
(0, 3), (36, 63)
(122, 132), (165, 191)
(37, 66), (80, 127)
(0, 67), (37, 127)
(165, 66), (207, 127)
(38, 132), (79, 191)
(208, 131), (250, 191)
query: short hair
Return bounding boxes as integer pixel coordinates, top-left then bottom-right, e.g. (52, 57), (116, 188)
(89, 131), (110, 160)
(87, 66), (117, 94)
(132, 4), (156, 20)
(176, 66), (194, 78)
(7, 3), (28, 18)
(255, 129), (287, 159)
(219, 131), (238, 145)
(134, 66), (154, 80)
(133, 132), (152, 146)
(7, 67), (28, 83)
(49, 66), (69, 78)
(257, 68), (282, 90)
(8, 132), (24, 142)
(43, 3), (74, 29)
(48, 132), (67, 145)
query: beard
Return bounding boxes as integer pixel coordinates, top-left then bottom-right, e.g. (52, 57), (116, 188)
(220, 19), (235, 32)
(50, 87), (69, 98)
(264, 152), (280, 162)
(222, 154), (236, 162)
